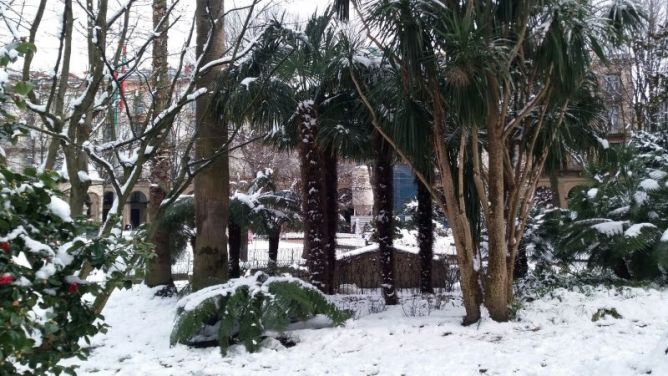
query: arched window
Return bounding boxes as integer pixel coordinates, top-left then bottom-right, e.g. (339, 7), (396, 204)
(102, 192), (114, 222)
(129, 191), (148, 228)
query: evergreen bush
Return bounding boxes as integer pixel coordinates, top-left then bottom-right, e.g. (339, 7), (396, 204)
(171, 272), (349, 355)
(0, 167), (147, 375)
(534, 132), (668, 281)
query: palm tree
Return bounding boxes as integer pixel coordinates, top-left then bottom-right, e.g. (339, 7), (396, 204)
(227, 169), (300, 277)
(337, 0), (643, 322)
(415, 176), (434, 293)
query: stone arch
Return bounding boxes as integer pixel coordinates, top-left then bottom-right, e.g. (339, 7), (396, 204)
(128, 191), (148, 228)
(566, 184), (588, 200)
(102, 191), (114, 222)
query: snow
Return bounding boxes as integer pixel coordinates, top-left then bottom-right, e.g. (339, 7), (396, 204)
(587, 188), (599, 199)
(63, 284), (668, 375)
(591, 221), (625, 236)
(649, 170), (667, 180)
(624, 223), (656, 238)
(47, 196), (72, 222)
(77, 171), (90, 183)
(186, 87), (207, 101)
(639, 178), (660, 191)
(661, 228), (668, 242)
(240, 77), (258, 89)
(595, 136), (610, 149)
(634, 191), (649, 205)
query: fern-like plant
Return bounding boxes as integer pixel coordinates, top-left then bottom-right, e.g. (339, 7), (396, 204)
(170, 272), (348, 355)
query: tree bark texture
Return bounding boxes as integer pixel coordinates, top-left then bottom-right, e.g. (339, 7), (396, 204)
(483, 76), (510, 322)
(429, 78), (482, 324)
(145, 0), (174, 288)
(267, 228), (280, 275)
(373, 133), (397, 305)
(192, 0), (229, 291)
(298, 101), (328, 292)
(320, 150), (338, 294)
(416, 177), (434, 294)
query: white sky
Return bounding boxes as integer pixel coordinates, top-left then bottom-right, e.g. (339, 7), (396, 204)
(2, 0), (330, 74)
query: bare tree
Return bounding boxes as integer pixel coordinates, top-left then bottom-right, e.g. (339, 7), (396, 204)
(3, 0), (266, 311)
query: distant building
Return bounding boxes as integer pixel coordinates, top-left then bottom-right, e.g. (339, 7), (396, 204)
(538, 55), (635, 207)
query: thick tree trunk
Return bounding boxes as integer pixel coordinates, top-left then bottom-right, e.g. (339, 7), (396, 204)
(373, 133), (397, 305)
(192, 0), (228, 291)
(320, 150), (338, 294)
(483, 76), (510, 322)
(267, 228), (280, 275)
(145, 0), (174, 289)
(416, 177), (434, 294)
(228, 220), (241, 279)
(298, 101), (328, 292)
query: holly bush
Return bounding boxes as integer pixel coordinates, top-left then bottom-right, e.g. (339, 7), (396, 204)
(0, 167), (145, 375)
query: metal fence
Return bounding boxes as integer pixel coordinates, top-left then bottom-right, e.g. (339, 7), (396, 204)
(172, 247), (459, 297)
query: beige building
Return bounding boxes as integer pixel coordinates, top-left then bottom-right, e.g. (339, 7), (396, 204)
(538, 55), (635, 207)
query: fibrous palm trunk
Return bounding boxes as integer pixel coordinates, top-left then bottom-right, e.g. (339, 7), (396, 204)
(145, 0), (174, 289)
(373, 133), (397, 305)
(416, 177), (433, 294)
(267, 228), (280, 275)
(298, 101), (328, 292)
(320, 150), (338, 294)
(192, 0), (228, 291)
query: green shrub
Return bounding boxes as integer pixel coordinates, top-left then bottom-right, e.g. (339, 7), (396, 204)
(533, 132), (668, 281)
(0, 167), (145, 375)
(171, 272), (349, 355)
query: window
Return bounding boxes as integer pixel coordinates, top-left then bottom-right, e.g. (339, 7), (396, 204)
(603, 74), (622, 99)
(393, 164), (416, 213)
(606, 105), (621, 133)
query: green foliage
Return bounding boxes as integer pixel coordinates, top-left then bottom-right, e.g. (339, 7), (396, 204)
(170, 272), (349, 355)
(534, 132), (668, 281)
(591, 307), (622, 322)
(0, 167), (144, 375)
(0, 41), (34, 153)
(154, 195), (195, 263)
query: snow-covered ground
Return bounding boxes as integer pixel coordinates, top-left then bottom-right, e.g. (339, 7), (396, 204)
(65, 284), (668, 375)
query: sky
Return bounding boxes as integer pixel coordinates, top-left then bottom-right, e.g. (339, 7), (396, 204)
(2, 0), (330, 74)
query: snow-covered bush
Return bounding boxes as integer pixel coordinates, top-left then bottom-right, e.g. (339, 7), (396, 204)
(170, 272), (349, 355)
(0, 167), (146, 375)
(0, 40), (34, 160)
(538, 132), (668, 281)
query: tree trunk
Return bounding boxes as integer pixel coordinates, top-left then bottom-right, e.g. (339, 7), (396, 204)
(298, 101), (328, 292)
(145, 0), (174, 289)
(416, 177), (433, 294)
(228, 220), (241, 279)
(373, 133), (397, 305)
(192, 0), (228, 291)
(549, 170), (562, 207)
(429, 77), (482, 324)
(483, 76), (510, 322)
(268, 228), (280, 275)
(320, 150), (338, 294)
